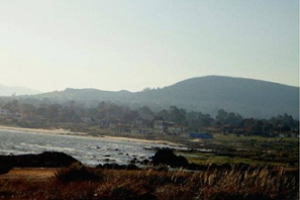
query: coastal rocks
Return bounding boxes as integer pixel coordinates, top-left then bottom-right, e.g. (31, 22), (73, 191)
(97, 163), (140, 170)
(0, 151), (80, 168)
(152, 149), (189, 168)
(0, 164), (12, 175)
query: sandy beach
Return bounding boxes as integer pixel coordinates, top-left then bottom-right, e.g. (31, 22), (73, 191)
(0, 125), (86, 135)
(0, 125), (181, 146)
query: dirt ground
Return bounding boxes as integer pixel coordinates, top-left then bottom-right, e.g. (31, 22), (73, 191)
(0, 168), (59, 181)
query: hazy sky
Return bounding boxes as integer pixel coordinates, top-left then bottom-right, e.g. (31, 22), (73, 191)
(0, 0), (299, 92)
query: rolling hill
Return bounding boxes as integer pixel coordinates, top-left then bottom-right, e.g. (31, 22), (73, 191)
(32, 76), (299, 119)
(0, 84), (41, 96)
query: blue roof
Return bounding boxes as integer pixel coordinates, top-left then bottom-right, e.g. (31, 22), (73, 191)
(189, 132), (214, 139)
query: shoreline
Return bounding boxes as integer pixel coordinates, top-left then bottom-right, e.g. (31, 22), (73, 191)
(0, 125), (181, 146)
(0, 125), (86, 135)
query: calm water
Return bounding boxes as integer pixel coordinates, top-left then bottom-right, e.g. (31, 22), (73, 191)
(0, 129), (169, 166)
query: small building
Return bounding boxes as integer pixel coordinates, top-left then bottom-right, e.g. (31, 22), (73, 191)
(132, 119), (143, 127)
(189, 132), (214, 139)
(154, 120), (169, 134)
(0, 108), (11, 116)
(167, 125), (184, 135)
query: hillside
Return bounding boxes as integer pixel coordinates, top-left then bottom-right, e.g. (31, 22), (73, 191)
(32, 76), (299, 118)
(0, 84), (41, 96)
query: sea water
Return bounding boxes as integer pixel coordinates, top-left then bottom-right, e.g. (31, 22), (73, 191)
(0, 129), (169, 166)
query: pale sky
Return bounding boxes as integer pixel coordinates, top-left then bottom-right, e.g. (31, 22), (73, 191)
(0, 0), (299, 92)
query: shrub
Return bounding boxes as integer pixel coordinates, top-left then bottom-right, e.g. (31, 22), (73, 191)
(0, 164), (12, 175)
(55, 163), (103, 182)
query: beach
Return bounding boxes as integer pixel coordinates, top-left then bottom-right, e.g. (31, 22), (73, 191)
(0, 125), (180, 146)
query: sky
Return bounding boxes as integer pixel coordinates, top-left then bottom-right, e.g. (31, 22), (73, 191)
(0, 0), (299, 92)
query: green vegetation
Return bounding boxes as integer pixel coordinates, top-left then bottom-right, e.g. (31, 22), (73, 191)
(178, 134), (299, 168)
(0, 98), (298, 136)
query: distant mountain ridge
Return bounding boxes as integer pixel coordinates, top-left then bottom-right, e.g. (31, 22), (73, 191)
(0, 84), (41, 96)
(32, 76), (299, 119)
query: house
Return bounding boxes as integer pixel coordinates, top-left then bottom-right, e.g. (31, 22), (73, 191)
(154, 120), (186, 135)
(0, 108), (11, 116)
(189, 132), (214, 139)
(167, 125), (185, 135)
(132, 119), (143, 127)
(154, 120), (168, 134)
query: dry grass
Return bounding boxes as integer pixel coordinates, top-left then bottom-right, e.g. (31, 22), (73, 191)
(0, 165), (298, 200)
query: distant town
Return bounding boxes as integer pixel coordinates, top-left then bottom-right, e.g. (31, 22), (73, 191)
(0, 99), (298, 139)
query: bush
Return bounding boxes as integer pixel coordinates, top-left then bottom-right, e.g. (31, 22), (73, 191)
(0, 164), (12, 175)
(152, 149), (189, 168)
(55, 163), (103, 182)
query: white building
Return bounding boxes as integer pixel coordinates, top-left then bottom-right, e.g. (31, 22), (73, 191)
(0, 108), (11, 116)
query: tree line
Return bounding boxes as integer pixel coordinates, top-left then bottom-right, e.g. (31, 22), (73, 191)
(0, 99), (298, 135)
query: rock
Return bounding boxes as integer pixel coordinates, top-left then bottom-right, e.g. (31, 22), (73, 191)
(0, 151), (80, 168)
(0, 164), (12, 175)
(130, 158), (138, 164)
(126, 164), (140, 170)
(141, 159), (150, 165)
(97, 163), (140, 170)
(152, 149), (189, 168)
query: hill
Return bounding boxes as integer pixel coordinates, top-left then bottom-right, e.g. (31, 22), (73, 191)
(0, 84), (41, 96)
(32, 76), (299, 118)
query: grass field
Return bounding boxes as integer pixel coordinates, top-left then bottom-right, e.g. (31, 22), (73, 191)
(174, 133), (299, 168)
(0, 163), (298, 200)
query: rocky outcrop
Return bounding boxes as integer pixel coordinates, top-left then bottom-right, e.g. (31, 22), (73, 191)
(0, 164), (12, 175)
(152, 149), (189, 168)
(96, 163), (140, 170)
(0, 151), (80, 168)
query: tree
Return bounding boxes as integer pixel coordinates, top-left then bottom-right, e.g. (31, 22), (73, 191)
(3, 99), (20, 112)
(169, 106), (186, 125)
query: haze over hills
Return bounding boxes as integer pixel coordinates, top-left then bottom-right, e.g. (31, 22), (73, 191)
(0, 84), (41, 96)
(30, 76), (299, 119)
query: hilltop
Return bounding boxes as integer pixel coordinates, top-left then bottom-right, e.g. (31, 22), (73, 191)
(30, 76), (299, 118)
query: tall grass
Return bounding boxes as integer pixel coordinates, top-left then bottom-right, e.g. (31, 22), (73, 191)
(55, 163), (103, 182)
(0, 165), (298, 200)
